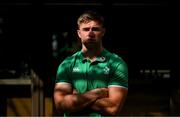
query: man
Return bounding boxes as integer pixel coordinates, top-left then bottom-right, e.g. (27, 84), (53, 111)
(54, 10), (128, 116)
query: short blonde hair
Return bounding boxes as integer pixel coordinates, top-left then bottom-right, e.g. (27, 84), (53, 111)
(77, 10), (104, 28)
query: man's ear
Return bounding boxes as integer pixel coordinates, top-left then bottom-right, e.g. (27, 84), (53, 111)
(77, 30), (81, 38)
(102, 28), (106, 36)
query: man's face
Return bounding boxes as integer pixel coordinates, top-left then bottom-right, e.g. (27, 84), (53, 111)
(77, 21), (105, 48)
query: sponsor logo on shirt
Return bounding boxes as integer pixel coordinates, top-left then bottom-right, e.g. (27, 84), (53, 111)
(73, 67), (80, 72)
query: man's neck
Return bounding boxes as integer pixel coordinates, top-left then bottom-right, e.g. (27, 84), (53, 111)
(82, 46), (104, 62)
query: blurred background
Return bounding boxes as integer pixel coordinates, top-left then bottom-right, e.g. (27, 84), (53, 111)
(0, 0), (179, 116)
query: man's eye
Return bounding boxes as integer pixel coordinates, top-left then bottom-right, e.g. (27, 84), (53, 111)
(92, 27), (100, 31)
(82, 27), (101, 31)
(83, 28), (90, 31)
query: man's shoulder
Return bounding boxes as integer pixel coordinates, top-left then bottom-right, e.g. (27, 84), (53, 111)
(105, 50), (124, 62)
(105, 50), (128, 69)
(61, 51), (80, 64)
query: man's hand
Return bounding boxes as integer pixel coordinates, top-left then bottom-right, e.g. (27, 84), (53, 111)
(90, 88), (108, 99)
(73, 88), (108, 99)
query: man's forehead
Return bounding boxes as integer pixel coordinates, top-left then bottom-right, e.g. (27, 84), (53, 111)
(79, 21), (101, 28)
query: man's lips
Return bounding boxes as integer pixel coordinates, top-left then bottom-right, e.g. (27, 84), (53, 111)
(87, 38), (96, 42)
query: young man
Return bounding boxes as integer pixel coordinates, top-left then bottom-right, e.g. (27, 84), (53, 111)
(54, 10), (128, 116)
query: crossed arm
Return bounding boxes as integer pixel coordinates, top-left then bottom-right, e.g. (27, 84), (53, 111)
(54, 83), (128, 116)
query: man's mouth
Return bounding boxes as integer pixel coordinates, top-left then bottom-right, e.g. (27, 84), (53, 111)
(87, 38), (96, 42)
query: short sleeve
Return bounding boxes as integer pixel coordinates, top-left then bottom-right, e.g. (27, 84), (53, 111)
(55, 59), (72, 84)
(108, 60), (128, 89)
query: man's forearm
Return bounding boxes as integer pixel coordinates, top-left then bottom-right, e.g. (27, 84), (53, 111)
(58, 88), (107, 113)
(90, 98), (119, 115)
(59, 92), (97, 113)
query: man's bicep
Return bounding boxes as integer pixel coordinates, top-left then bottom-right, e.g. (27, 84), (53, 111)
(54, 83), (72, 94)
(90, 87), (128, 115)
(108, 86), (128, 111)
(54, 83), (73, 101)
(109, 86), (128, 102)
(53, 83), (73, 115)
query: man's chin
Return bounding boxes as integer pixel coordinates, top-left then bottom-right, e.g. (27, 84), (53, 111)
(87, 40), (96, 43)
(84, 43), (95, 49)
(87, 42), (97, 45)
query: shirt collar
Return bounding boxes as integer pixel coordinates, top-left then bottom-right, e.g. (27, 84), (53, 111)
(79, 49), (107, 63)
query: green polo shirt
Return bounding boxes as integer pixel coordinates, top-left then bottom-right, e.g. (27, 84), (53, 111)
(55, 49), (128, 116)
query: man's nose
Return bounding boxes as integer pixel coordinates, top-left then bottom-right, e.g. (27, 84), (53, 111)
(88, 30), (95, 36)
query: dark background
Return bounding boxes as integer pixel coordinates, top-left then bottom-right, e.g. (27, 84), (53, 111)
(0, 0), (179, 116)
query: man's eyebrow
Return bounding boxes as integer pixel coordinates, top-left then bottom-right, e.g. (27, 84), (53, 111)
(82, 27), (90, 29)
(82, 27), (101, 31)
(82, 27), (90, 31)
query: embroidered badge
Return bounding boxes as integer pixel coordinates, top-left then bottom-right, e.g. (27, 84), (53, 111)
(103, 66), (110, 74)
